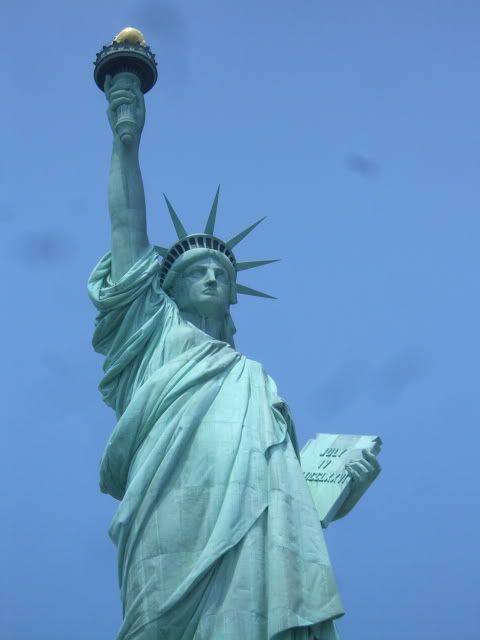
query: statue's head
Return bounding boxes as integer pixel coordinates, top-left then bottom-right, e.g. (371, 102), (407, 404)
(165, 249), (235, 317)
(156, 187), (278, 345)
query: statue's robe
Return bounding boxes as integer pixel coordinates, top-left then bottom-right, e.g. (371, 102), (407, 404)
(88, 248), (344, 640)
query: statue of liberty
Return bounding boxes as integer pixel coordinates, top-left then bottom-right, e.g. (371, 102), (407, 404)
(88, 29), (380, 640)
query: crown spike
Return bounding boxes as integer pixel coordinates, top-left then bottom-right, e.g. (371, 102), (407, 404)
(236, 283), (276, 299)
(163, 194), (188, 239)
(226, 217), (266, 249)
(204, 185), (220, 235)
(236, 259), (279, 272)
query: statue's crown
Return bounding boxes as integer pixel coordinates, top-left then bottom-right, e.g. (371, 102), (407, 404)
(156, 187), (278, 300)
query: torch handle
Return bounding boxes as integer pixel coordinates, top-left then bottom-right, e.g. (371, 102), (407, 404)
(111, 72), (142, 145)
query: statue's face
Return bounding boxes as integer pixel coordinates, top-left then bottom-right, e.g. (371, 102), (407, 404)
(172, 256), (231, 318)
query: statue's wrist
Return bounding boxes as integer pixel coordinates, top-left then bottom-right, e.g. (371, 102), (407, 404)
(113, 138), (141, 160)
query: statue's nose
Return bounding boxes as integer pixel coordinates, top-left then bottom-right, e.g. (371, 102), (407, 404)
(205, 268), (217, 284)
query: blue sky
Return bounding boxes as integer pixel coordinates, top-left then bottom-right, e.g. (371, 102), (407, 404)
(2, 2), (479, 638)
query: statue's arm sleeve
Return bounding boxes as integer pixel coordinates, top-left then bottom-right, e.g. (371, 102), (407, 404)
(87, 245), (168, 355)
(88, 246), (176, 412)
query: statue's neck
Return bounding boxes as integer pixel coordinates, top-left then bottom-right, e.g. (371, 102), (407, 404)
(180, 310), (225, 342)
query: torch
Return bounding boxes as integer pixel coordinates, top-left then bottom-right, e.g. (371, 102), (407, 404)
(94, 27), (157, 144)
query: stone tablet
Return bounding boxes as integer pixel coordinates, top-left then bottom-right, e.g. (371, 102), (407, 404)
(301, 433), (382, 527)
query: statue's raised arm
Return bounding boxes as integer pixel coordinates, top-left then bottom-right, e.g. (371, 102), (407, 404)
(105, 72), (150, 282)
(93, 28), (158, 282)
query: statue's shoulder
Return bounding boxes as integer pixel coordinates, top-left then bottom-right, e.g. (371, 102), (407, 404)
(241, 355), (280, 391)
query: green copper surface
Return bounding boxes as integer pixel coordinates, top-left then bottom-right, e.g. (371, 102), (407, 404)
(163, 193), (188, 239)
(236, 282), (277, 299)
(226, 216), (266, 248)
(90, 56), (381, 640)
(236, 258), (280, 272)
(204, 185), (220, 234)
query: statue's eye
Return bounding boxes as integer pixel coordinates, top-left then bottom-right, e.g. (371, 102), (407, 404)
(215, 271), (227, 282)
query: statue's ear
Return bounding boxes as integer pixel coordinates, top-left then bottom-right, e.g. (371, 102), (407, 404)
(168, 276), (187, 308)
(165, 274), (179, 301)
(229, 282), (238, 305)
(162, 279), (177, 304)
(220, 310), (236, 349)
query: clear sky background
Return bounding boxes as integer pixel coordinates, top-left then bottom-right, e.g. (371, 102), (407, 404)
(2, 1), (479, 639)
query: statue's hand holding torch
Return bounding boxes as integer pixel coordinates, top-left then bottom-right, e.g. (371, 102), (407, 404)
(105, 73), (145, 146)
(94, 27), (157, 147)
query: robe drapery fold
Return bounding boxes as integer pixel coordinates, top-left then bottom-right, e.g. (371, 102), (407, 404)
(88, 247), (344, 640)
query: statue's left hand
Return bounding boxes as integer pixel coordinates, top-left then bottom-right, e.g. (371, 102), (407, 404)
(345, 449), (380, 485)
(334, 449), (381, 520)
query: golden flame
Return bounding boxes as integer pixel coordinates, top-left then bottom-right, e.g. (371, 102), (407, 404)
(113, 27), (146, 46)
